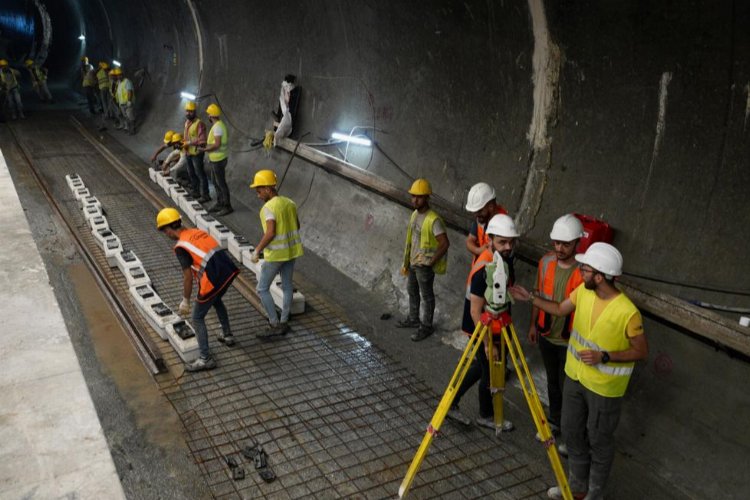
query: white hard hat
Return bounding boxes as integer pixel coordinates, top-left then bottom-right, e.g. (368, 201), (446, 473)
(550, 214), (584, 242)
(465, 182), (496, 212)
(486, 214), (520, 238)
(575, 242), (623, 277)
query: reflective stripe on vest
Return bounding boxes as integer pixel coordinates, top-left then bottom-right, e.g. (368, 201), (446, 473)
(535, 252), (582, 338)
(207, 120), (228, 162)
(96, 69), (109, 89)
(174, 229), (220, 297)
(260, 196), (304, 262)
(184, 118), (203, 156)
(564, 286), (639, 397)
(403, 209), (447, 275)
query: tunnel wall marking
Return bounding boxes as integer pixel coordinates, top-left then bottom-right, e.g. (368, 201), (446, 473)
(185, 0), (204, 85)
(641, 71), (673, 210)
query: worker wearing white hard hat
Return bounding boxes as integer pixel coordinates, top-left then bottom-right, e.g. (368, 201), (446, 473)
(509, 242), (648, 500)
(448, 213), (519, 432)
(464, 182), (508, 266)
(528, 214), (585, 455)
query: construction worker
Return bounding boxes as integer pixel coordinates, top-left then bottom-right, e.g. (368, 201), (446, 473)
(464, 182), (508, 264)
(199, 104), (232, 215)
(509, 243), (648, 500)
(107, 69), (122, 126)
(248, 170), (304, 337)
(448, 214), (517, 431)
(528, 214), (584, 454)
(183, 101), (209, 201)
(397, 179), (450, 341)
(113, 68), (136, 134)
(0, 59), (24, 119)
(96, 61), (112, 117)
(81, 56), (98, 114)
(161, 133), (191, 186)
(156, 208), (239, 372)
(24, 59), (52, 103)
(151, 130), (176, 164)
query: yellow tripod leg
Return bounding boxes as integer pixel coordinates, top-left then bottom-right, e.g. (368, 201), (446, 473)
(488, 332), (509, 436)
(500, 324), (573, 500)
(398, 322), (489, 498)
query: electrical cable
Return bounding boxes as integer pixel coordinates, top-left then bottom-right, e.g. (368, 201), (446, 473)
(277, 132), (310, 191)
(193, 92), (262, 142)
(684, 300), (750, 314)
(623, 270), (750, 296)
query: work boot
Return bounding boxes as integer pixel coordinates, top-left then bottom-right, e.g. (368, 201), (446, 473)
(547, 486), (587, 500)
(215, 206), (234, 216)
(475, 416), (514, 432)
(207, 204), (223, 214)
(218, 332), (235, 346)
(446, 406), (472, 426)
(410, 325), (434, 342)
(396, 318), (420, 329)
(197, 195), (211, 203)
(557, 443), (568, 457)
(256, 323), (289, 339)
(185, 356), (216, 372)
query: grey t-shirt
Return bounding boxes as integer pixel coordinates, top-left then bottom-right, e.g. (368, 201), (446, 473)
(410, 212), (446, 266)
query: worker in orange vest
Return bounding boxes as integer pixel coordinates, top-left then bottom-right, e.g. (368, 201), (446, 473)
(156, 208), (239, 371)
(464, 182), (508, 265)
(528, 214), (584, 454)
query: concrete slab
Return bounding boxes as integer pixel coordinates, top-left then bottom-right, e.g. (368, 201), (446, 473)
(0, 148), (125, 499)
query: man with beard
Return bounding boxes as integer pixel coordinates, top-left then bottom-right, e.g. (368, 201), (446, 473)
(528, 214), (584, 455)
(183, 101), (209, 202)
(447, 213), (517, 432)
(200, 103), (233, 215)
(509, 243), (648, 500)
(464, 182), (507, 266)
(397, 178), (450, 341)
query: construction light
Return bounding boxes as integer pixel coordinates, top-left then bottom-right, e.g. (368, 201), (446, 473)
(331, 132), (372, 147)
(112, 60), (121, 67)
(78, 34), (86, 41)
(180, 91), (197, 100)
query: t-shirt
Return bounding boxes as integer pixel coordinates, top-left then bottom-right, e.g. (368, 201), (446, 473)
(261, 205), (275, 221)
(546, 264), (576, 346)
(175, 248), (192, 270)
(569, 287), (644, 338)
(409, 211), (445, 266)
(461, 257), (515, 335)
(212, 124), (224, 137)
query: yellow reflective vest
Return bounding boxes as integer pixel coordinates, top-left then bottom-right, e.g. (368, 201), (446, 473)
(260, 196), (303, 262)
(207, 120), (228, 162)
(96, 68), (109, 89)
(402, 209), (447, 275)
(565, 285), (639, 397)
(116, 78), (134, 104)
(184, 118), (203, 156)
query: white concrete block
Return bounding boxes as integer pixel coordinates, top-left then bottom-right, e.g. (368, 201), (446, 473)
(209, 224), (232, 249)
(165, 320), (200, 363)
(93, 228), (122, 268)
(136, 300), (179, 340)
(73, 186), (90, 202)
(81, 195), (102, 211)
(65, 173), (84, 191)
(171, 186), (188, 203)
(196, 212), (220, 233)
(148, 167), (158, 183)
(164, 178), (179, 196)
(184, 201), (207, 224)
(156, 172), (168, 190)
(178, 194), (196, 214)
(123, 264), (151, 288)
(82, 204), (102, 222)
(228, 235), (252, 262)
(114, 249), (142, 276)
(88, 215), (109, 232)
(270, 279), (306, 315)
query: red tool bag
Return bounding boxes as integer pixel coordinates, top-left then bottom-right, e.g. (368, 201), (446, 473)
(574, 214), (614, 253)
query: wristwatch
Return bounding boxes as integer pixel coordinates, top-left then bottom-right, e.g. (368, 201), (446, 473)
(601, 351), (610, 364)
(528, 291), (536, 303)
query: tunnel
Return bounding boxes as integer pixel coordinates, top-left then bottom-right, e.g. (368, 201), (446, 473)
(0, 0), (749, 498)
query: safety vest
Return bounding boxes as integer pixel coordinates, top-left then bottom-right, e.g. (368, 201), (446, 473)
(207, 120), (228, 162)
(83, 68), (97, 87)
(96, 68), (109, 89)
(174, 228), (238, 302)
(473, 205), (508, 264)
(184, 118), (203, 156)
(260, 196), (304, 262)
(535, 252), (583, 340)
(0, 69), (19, 90)
(463, 248), (511, 337)
(403, 209), (448, 274)
(565, 285), (639, 398)
(116, 78), (133, 104)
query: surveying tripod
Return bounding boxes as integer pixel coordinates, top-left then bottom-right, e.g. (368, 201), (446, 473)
(398, 309), (572, 499)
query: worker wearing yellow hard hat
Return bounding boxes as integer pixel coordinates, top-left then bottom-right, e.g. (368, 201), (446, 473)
(80, 55), (98, 114)
(95, 61), (112, 122)
(24, 58), (53, 103)
(0, 59), (25, 119)
(397, 178), (450, 341)
(160, 133), (191, 187)
(199, 103), (232, 215)
(150, 130), (176, 165)
(156, 207), (239, 372)
(183, 100), (210, 202)
(249, 169), (304, 338)
(113, 67), (136, 134)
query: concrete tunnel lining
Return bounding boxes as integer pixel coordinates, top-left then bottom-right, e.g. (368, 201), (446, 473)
(3, 0), (750, 498)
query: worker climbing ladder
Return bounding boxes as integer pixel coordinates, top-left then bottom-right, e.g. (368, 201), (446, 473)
(398, 310), (572, 500)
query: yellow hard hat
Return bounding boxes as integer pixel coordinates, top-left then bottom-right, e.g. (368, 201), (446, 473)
(0, 59), (8, 67)
(111, 67), (122, 76)
(408, 178), (432, 196)
(185, 101), (196, 111)
(81, 56), (88, 63)
(156, 207), (181, 229)
(99, 61), (109, 69)
(24, 59), (33, 66)
(108, 69), (115, 76)
(171, 133), (183, 143)
(250, 170), (278, 188)
(206, 103), (221, 117)
(163, 130), (175, 144)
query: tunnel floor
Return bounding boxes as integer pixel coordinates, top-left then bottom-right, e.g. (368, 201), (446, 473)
(3, 109), (553, 498)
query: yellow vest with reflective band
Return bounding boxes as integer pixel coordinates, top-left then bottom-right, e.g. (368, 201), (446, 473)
(116, 79), (133, 104)
(207, 120), (228, 162)
(1, 69), (19, 90)
(83, 68), (96, 87)
(96, 68), (109, 89)
(260, 196), (303, 262)
(565, 285), (639, 398)
(402, 209), (447, 275)
(184, 118), (202, 156)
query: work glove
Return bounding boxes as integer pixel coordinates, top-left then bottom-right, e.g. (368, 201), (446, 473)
(178, 297), (191, 317)
(250, 250), (260, 264)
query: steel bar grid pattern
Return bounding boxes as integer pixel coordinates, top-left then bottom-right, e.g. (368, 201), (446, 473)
(10, 115), (549, 499)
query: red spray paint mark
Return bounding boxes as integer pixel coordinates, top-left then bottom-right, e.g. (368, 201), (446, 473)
(653, 351), (673, 376)
(365, 213), (374, 230)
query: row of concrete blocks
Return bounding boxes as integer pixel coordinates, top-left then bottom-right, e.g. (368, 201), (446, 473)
(65, 173), (201, 363)
(148, 168), (305, 315)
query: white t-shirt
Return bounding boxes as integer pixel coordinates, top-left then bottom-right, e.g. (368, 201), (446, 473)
(410, 212), (446, 265)
(261, 205), (275, 221)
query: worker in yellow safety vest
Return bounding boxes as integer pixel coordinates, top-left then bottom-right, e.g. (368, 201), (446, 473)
(96, 61), (112, 118)
(156, 207), (239, 372)
(0, 59), (24, 119)
(183, 101), (209, 201)
(249, 169), (304, 338)
(112, 67), (136, 134)
(397, 178), (450, 341)
(199, 103), (232, 215)
(528, 214), (584, 456)
(80, 56), (98, 114)
(510, 242), (648, 500)
(24, 59), (53, 103)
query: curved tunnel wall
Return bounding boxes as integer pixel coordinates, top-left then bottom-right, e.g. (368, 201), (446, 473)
(52, 0), (750, 496)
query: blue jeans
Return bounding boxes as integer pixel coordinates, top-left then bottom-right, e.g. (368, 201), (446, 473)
(187, 152), (209, 197)
(407, 265), (435, 328)
(257, 259), (295, 325)
(191, 285), (231, 359)
(209, 158), (231, 208)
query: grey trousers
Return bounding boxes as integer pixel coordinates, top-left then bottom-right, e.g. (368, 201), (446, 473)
(406, 265), (435, 328)
(561, 376), (623, 500)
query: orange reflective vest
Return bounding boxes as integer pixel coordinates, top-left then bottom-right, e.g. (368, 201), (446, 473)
(473, 205), (508, 264)
(535, 252), (583, 339)
(174, 228), (238, 303)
